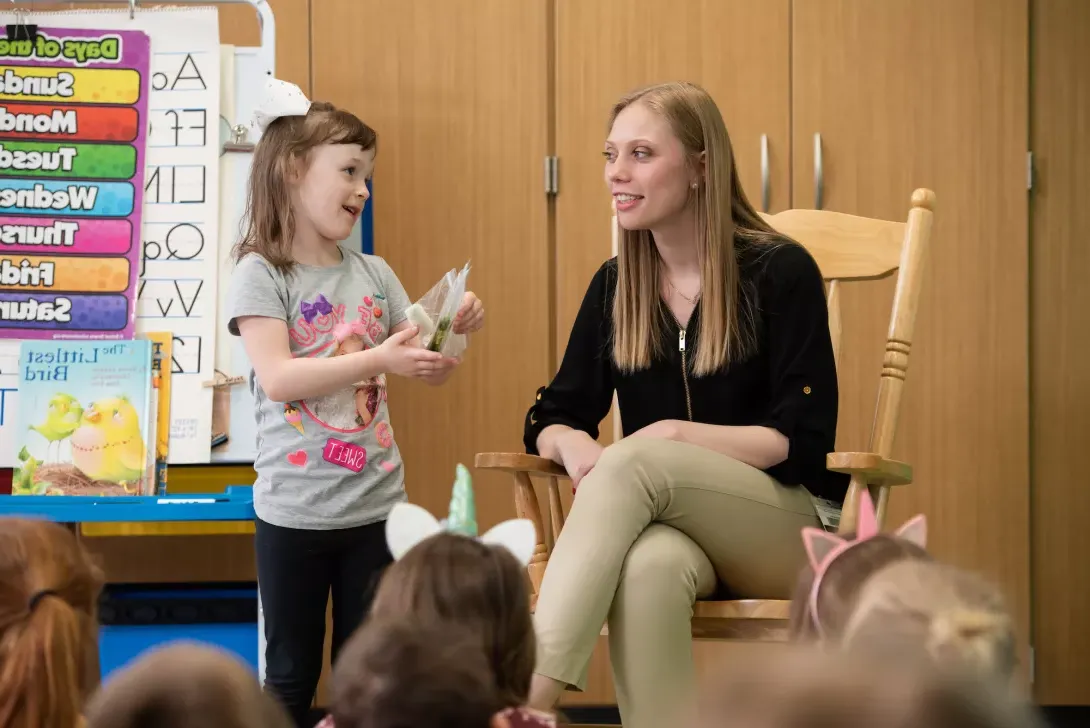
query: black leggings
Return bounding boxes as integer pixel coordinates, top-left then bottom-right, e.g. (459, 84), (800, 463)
(255, 517), (392, 727)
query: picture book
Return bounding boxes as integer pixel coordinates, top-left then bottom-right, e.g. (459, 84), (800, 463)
(13, 339), (155, 496)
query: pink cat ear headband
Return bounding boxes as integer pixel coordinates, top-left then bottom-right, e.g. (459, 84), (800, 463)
(800, 490), (927, 637)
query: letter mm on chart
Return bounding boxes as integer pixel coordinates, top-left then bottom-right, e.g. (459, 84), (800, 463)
(0, 28), (150, 340)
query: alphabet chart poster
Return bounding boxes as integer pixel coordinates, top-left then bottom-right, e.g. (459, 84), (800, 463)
(0, 28), (149, 340)
(15, 7), (221, 464)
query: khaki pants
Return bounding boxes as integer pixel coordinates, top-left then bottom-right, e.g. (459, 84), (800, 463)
(532, 437), (819, 728)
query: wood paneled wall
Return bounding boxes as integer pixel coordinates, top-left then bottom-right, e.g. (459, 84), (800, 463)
(309, 0), (553, 533)
(791, 0), (1032, 669)
(1030, 0), (1090, 705)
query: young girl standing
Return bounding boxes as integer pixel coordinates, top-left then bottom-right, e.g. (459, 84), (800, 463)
(226, 78), (485, 725)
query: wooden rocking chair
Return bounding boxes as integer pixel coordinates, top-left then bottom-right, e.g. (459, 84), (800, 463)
(475, 188), (934, 641)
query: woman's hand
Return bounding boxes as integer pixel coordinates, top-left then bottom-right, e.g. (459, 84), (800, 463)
(453, 292), (484, 334)
(628, 419), (684, 441)
(556, 429), (604, 492)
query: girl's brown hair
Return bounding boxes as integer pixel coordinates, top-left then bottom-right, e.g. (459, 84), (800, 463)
(787, 532), (931, 640)
(233, 102), (377, 275)
(84, 641), (292, 728)
(609, 81), (791, 376)
(0, 517), (104, 728)
(841, 560), (1018, 681)
(370, 533), (535, 705)
(333, 617), (506, 728)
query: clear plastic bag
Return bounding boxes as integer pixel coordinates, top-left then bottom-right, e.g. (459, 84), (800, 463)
(404, 261), (471, 359)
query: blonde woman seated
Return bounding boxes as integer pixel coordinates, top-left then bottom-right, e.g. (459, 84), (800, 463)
(523, 81), (846, 728)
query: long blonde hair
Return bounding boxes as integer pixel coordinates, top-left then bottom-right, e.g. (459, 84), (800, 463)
(233, 101), (377, 276)
(610, 81), (786, 376)
(841, 560), (1017, 682)
(0, 517), (104, 728)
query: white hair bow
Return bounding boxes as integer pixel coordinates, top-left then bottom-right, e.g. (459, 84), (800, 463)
(252, 77), (312, 134)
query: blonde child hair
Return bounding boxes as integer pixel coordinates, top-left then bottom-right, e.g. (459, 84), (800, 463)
(788, 490), (931, 640)
(840, 559), (1018, 681)
(84, 641), (292, 728)
(0, 517), (104, 728)
(693, 646), (1043, 728)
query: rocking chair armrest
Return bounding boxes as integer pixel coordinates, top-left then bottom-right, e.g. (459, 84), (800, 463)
(474, 452), (566, 594)
(474, 453), (569, 479)
(826, 451), (913, 486)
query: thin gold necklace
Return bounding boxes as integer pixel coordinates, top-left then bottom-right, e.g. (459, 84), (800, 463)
(665, 278), (700, 305)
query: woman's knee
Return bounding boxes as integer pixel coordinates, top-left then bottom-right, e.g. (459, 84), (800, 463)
(614, 524), (715, 606)
(582, 437), (671, 497)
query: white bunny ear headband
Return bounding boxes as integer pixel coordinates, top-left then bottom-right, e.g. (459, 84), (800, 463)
(252, 76), (312, 134)
(385, 464), (538, 566)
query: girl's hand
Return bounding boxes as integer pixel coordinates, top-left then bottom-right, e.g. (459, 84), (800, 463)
(452, 292), (484, 334)
(419, 356), (461, 386)
(376, 326), (446, 378)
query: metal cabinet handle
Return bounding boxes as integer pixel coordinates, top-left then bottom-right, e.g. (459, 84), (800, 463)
(760, 134), (770, 212)
(814, 132), (824, 210)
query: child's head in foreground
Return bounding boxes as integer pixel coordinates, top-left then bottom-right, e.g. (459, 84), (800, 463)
(83, 641), (291, 728)
(332, 617), (507, 728)
(788, 490), (931, 640)
(236, 77), (377, 273)
(0, 517), (104, 728)
(375, 465), (538, 705)
(841, 559), (1018, 681)
(693, 646), (1043, 728)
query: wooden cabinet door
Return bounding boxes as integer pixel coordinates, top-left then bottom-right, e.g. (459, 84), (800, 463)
(554, 0), (792, 384)
(310, 1), (552, 531)
(1030, 0), (1090, 705)
(793, 0), (1031, 663)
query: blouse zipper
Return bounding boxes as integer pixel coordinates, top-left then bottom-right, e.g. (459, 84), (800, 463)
(678, 328), (693, 421)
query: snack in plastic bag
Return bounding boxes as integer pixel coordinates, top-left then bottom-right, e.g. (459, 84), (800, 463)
(405, 262), (471, 358)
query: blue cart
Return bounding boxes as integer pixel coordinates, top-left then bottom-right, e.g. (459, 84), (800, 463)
(0, 487), (261, 679)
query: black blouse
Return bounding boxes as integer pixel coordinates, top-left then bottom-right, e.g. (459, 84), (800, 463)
(523, 241), (849, 503)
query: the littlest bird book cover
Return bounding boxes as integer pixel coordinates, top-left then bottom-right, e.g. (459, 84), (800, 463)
(13, 340), (155, 496)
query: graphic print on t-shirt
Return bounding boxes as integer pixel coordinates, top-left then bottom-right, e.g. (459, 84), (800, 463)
(287, 291), (391, 435)
(283, 403), (304, 435)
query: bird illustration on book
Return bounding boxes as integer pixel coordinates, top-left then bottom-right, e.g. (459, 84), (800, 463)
(27, 392), (82, 463)
(385, 464), (537, 565)
(69, 396), (147, 493)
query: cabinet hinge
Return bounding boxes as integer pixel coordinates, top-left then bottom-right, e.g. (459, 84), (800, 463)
(1029, 645), (1035, 683)
(1027, 151), (1034, 191)
(544, 156), (559, 196)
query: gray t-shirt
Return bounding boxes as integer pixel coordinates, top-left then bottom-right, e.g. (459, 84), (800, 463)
(226, 247), (411, 530)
